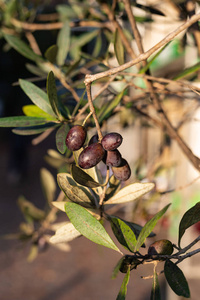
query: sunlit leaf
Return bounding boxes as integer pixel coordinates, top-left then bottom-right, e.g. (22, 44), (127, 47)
(40, 168), (56, 204)
(151, 269), (161, 300)
(178, 202), (200, 247)
(57, 21), (70, 66)
(4, 34), (42, 62)
(71, 165), (102, 188)
(105, 182), (155, 205)
(109, 216), (137, 252)
(57, 173), (95, 208)
(49, 221), (81, 244)
(56, 123), (70, 154)
(51, 201), (100, 219)
(65, 202), (121, 253)
(19, 79), (57, 117)
(135, 204), (171, 251)
(0, 116), (48, 127)
(164, 260), (190, 298)
(22, 105), (57, 120)
(116, 267), (130, 300)
(134, 3), (165, 16)
(114, 28), (124, 66)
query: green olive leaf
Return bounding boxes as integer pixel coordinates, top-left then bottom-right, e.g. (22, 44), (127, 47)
(178, 202), (200, 247)
(19, 79), (57, 117)
(65, 202), (121, 253)
(135, 204), (171, 251)
(108, 216), (137, 252)
(164, 260), (190, 298)
(56, 123), (70, 154)
(116, 266), (130, 300)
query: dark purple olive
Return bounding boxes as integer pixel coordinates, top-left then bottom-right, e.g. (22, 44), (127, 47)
(88, 134), (99, 145)
(112, 159), (131, 181)
(104, 149), (122, 167)
(78, 143), (105, 169)
(65, 125), (86, 151)
(101, 132), (123, 151)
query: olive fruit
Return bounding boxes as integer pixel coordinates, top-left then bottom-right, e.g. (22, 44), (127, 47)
(101, 132), (123, 151)
(104, 149), (122, 167)
(78, 143), (105, 169)
(65, 125), (86, 151)
(88, 134), (99, 145)
(112, 159), (131, 181)
(120, 255), (141, 273)
(148, 239), (173, 258)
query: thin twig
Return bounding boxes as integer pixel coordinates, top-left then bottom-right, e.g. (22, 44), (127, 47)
(75, 75), (117, 121)
(119, 72), (200, 93)
(85, 12), (200, 84)
(85, 84), (103, 141)
(102, 3), (137, 60)
(10, 17), (113, 32)
(25, 31), (42, 55)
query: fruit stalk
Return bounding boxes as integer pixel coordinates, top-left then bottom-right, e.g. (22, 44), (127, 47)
(85, 83), (103, 141)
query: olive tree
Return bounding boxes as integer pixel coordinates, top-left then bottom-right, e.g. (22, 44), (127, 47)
(0, 0), (200, 299)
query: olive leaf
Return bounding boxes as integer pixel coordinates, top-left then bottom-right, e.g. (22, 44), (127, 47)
(105, 182), (155, 205)
(65, 202), (121, 253)
(19, 79), (57, 117)
(116, 266), (130, 300)
(151, 269), (161, 300)
(164, 259), (190, 298)
(57, 173), (95, 207)
(47, 71), (62, 119)
(178, 201), (200, 247)
(114, 28), (124, 66)
(49, 221), (81, 244)
(56, 123), (70, 154)
(108, 216), (137, 252)
(40, 168), (57, 204)
(57, 20), (71, 66)
(71, 165), (103, 188)
(135, 204), (171, 251)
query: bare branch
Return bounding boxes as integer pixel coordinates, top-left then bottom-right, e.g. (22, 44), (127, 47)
(85, 12), (200, 84)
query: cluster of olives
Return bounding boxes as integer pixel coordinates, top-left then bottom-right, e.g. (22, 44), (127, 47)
(65, 125), (131, 181)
